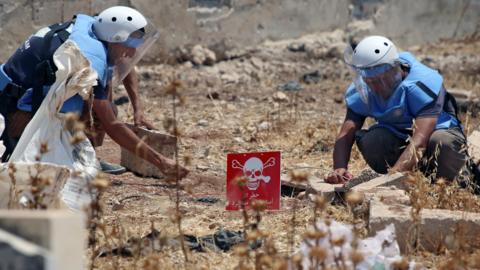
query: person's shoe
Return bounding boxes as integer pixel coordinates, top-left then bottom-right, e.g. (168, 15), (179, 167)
(99, 160), (127, 175)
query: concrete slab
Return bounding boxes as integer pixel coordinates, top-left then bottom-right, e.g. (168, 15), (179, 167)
(351, 172), (406, 192)
(369, 195), (480, 253)
(0, 210), (84, 270)
(281, 173), (342, 200)
(0, 228), (50, 270)
(468, 130), (480, 162)
(449, 88), (473, 102)
(120, 125), (176, 178)
(0, 162), (70, 209)
(362, 187), (409, 206)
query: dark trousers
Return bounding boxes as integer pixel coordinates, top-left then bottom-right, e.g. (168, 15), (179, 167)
(0, 101), (117, 162)
(355, 127), (468, 181)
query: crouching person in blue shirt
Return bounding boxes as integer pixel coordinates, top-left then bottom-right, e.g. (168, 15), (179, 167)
(0, 6), (188, 178)
(326, 35), (473, 186)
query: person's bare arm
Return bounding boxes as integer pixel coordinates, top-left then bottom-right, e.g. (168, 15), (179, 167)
(93, 99), (188, 178)
(391, 117), (437, 172)
(326, 119), (362, 184)
(123, 70), (156, 129)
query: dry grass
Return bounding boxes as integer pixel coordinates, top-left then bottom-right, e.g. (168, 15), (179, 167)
(4, 37), (480, 269)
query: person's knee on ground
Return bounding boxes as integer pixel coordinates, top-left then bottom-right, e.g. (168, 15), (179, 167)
(355, 128), (407, 174)
(422, 128), (468, 181)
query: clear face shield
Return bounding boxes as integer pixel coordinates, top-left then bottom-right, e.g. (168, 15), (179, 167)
(344, 46), (403, 103)
(108, 20), (160, 87)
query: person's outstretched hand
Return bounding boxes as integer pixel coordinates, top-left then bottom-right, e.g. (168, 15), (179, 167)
(160, 156), (189, 179)
(325, 168), (353, 184)
(134, 111), (156, 130)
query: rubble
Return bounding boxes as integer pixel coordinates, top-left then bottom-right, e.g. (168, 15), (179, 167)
(272, 91), (289, 103)
(0, 210), (84, 270)
(0, 228), (49, 270)
(0, 162), (70, 209)
(299, 220), (417, 269)
(468, 130), (480, 162)
(368, 190), (480, 253)
(350, 172), (406, 192)
(191, 44), (217, 66)
(120, 125), (176, 178)
(301, 70), (321, 84)
(278, 80), (303, 92)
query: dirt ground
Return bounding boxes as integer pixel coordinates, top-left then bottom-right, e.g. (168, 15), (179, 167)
(91, 35), (480, 269)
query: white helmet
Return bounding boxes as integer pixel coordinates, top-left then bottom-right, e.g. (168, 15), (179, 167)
(93, 6), (147, 43)
(345, 35), (399, 68)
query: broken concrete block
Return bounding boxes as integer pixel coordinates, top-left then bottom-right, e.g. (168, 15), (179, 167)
(369, 195), (480, 253)
(468, 130), (480, 162)
(363, 187), (410, 205)
(120, 125), (176, 178)
(449, 88), (473, 102)
(0, 162), (70, 209)
(351, 172), (406, 192)
(449, 89), (480, 115)
(281, 173), (342, 201)
(0, 228), (50, 270)
(0, 210), (84, 270)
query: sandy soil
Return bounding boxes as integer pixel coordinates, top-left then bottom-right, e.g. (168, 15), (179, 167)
(91, 36), (480, 269)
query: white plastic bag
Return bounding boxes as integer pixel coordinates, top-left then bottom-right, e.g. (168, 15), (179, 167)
(9, 40), (99, 210)
(297, 221), (417, 270)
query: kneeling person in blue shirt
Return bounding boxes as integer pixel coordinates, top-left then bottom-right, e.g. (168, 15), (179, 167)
(326, 35), (469, 184)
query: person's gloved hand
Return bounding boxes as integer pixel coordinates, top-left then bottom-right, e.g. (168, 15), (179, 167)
(325, 168), (353, 184)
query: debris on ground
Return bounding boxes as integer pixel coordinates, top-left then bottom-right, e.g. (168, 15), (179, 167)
(298, 221), (417, 269)
(99, 228), (259, 257)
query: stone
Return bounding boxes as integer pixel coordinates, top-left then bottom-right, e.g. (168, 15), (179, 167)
(287, 43), (306, 52)
(272, 91), (289, 103)
(449, 88), (473, 101)
(197, 119), (209, 127)
(468, 130), (480, 162)
(345, 20), (375, 45)
(278, 80), (303, 92)
(257, 121), (270, 131)
(0, 210), (84, 270)
(196, 164), (209, 171)
(363, 187), (410, 205)
(301, 70), (321, 84)
(351, 172), (406, 192)
(226, 103), (237, 111)
(250, 57), (264, 70)
(448, 88), (478, 114)
(220, 73), (241, 84)
(233, 137), (245, 144)
(369, 196), (480, 253)
(120, 125), (176, 178)
(0, 162), (70, 209)
(190, 44), (217, 66)
(0, 228), (49, 270)
(281, 173), (343, 201)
